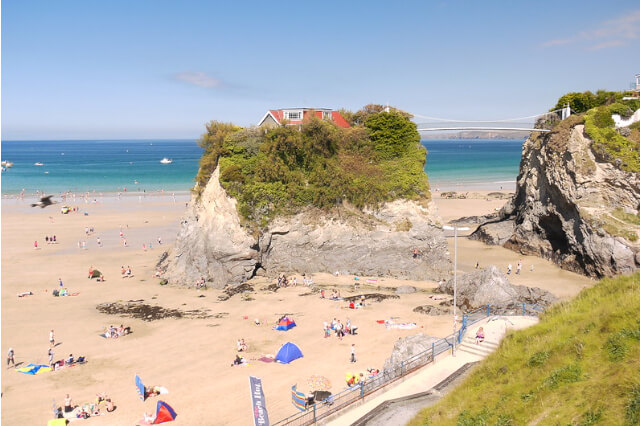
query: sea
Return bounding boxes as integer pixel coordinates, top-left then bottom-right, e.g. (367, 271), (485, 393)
(0, 139), (524, 195)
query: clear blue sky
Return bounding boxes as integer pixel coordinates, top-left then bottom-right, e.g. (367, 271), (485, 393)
(2, 0), (639, 140)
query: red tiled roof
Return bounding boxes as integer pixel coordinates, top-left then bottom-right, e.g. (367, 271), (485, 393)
(264, 109), (350, 128)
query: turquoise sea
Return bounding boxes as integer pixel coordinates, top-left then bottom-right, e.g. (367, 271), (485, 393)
(0, 139), (524, 195)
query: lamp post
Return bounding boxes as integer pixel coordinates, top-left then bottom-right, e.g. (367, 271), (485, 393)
(443, 225), (469, 356)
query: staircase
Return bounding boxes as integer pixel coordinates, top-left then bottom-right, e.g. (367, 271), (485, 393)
(456, 335), (500, 358)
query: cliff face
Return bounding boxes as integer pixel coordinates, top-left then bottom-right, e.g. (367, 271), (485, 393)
(162, 168), (451, 288)
(473, 124), (640, 277)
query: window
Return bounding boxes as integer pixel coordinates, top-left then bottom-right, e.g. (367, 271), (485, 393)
(284, 110), (302, 120)
(322, 111), (333, 120)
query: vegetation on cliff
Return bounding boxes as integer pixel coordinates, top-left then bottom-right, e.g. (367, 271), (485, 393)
(196, 106), (429, 226)
(546, 91), (640, 172)
(410, 273), (640, 425)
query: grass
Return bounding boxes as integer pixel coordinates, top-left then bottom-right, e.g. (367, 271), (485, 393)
(408, 273), (640, 425)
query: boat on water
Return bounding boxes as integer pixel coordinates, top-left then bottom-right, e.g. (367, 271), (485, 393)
(34, 162), (44, 166)
(160, 158), (173, 164)
(2, 161), (14, 168)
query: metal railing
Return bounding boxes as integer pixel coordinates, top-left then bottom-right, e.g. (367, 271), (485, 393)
(272, 303), (543, 425)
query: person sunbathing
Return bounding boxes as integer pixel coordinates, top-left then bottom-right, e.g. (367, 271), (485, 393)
(231, 355), (245, 366)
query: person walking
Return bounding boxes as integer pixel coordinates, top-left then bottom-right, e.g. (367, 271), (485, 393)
(49, 330), (55, 347)
(7, 348), (15, 368)
(48, 348), (54, 367)
(58, 278), (63, 287)
(350, 344), (357, 363)
(34, 240), (38, 249)
(516, 260), (522, 275)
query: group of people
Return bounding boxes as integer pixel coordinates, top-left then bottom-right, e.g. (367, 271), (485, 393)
(321, 289), (342, 300)
(323, 318), (358, 339)
(506, 260), (532, 275)
(105, 324), (131, 339)
(44, 235), (58, 244)
(88, 266), (105, 281)
(236, 338), (248, 352)
(194, 276), (206, 289)
(347, 295), (366, 309)
(54, 392), (115, 420)
(52, 353), (86, 370)
(276, 274), (315, 287)
(121, 266), (133, 278)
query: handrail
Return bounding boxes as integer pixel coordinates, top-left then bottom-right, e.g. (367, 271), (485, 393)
(272, 303), (543, 425)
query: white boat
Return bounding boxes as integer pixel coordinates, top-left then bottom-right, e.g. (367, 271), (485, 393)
(160, 158), (173, 164)
(34, 162), (44, 166)
(2, 161), (14, 168)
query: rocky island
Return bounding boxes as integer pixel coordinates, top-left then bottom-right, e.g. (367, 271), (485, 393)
(161, 106), (452, 288)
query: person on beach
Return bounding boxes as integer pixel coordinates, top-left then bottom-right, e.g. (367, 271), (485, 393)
(7, 348), (15, 368)
(50, 330), (55, 347)
(64, 394), (74, 413)
(157, 236), (162, 245)
(34, 240), (38, 249)
(507, 264), (512, 275)
(53, 235), (57, 243)
(350, 344), (357, 363)
(48, 348), (54, 367)
(59, 278), (63, 287)
(142, 243), (147, 251)
(97, 237), (102, 247)
(46, 236), (49, 244)
(516, 260), (522, 275)
(475, 327), (485, 344)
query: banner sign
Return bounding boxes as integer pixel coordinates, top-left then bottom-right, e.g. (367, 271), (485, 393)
(249, 376), (270, 426)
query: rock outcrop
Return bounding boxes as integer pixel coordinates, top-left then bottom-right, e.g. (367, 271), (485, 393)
(437, 265), (556, 310)
(472, 124), (640, 277)
(383, 334), (439, 375)
(162, 168), (452, 288)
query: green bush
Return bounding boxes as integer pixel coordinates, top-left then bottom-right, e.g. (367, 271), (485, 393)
(527, 351), (550, 367)
(584, 106), (640, 172)
(627, 384), (640, 424)
(543, 364), (582, 388)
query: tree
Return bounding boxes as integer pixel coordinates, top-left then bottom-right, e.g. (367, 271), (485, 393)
(365, 111), (420, 159)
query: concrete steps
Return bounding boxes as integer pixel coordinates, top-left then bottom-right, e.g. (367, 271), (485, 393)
(457, 335), (499, 358)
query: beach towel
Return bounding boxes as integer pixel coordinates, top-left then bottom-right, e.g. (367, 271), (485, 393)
(47, 419), (67, 426)
(385, 322), (418, 330)
(258, 356), (275, 363)
(16, 364), (51, 375)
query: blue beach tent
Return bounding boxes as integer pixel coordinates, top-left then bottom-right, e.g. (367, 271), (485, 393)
(276, 342), (303, 364)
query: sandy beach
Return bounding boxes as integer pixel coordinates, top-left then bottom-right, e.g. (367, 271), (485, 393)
(1, 191), (592, 425)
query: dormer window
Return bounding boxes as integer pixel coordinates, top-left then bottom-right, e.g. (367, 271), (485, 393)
(322, 111), (333, 120)
(284, 110), (302, 120)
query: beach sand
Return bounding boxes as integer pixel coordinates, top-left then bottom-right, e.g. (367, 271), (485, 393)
(1, 192), (592, 425)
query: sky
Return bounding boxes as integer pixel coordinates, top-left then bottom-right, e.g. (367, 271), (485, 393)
(2, 0), (640, 140)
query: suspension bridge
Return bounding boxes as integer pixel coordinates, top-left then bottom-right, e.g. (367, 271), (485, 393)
(411, 105), (571, 133)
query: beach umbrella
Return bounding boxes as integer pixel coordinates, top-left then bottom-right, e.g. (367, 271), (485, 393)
(308, 375), (331, 391)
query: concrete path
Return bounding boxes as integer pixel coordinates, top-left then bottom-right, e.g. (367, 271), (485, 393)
(324, 315), (538, 426)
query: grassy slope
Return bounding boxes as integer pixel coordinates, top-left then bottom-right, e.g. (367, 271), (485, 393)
(409, 273), (640, 425)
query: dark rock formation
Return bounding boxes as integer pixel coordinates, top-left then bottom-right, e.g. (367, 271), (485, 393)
(413, 305), (450, 315)
(437, 265), (556, 310)
(161, 168), (452, 288)
(473, 124), (640, 277)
